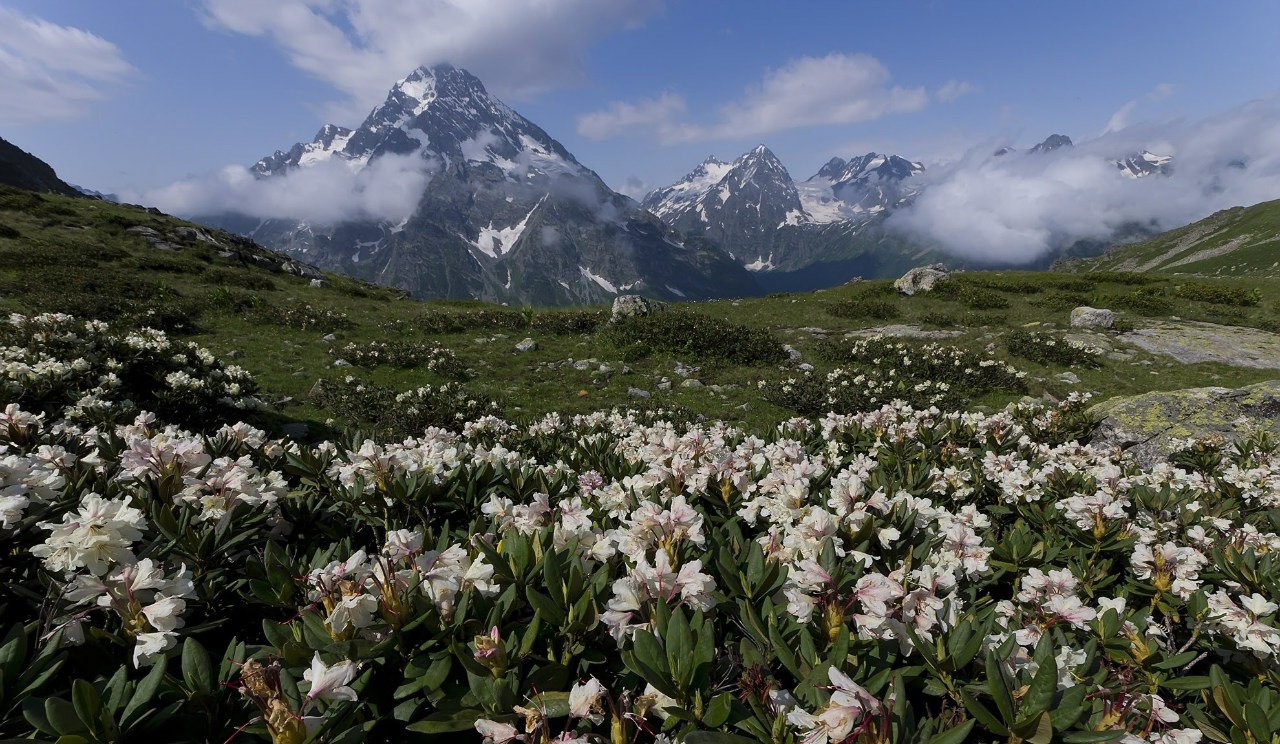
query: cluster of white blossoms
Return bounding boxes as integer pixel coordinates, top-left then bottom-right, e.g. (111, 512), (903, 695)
(4, 318), (1276, 744)
(329, 339), (468, 375)
(305, 532), (500, 638)
(760, 334), (1027, 414)
(1, 313), (260, 427)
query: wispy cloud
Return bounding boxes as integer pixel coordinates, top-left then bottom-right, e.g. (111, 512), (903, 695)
(0, 7), (136, 126)
(935, 79), (978, 103)
(199, 0), (664, 122)
(578, 53), (929, 143)
(1103, 82), (1178, 134)
(889, 96), (1280, 264)
(135, 153), (434, 226)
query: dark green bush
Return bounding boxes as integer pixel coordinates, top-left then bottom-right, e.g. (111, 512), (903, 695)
(1174, 282), (1261, 307)
(0, 222), (20, 240)
(1110, 288), (1173, 315)
(1030, 291), (1093, 311)
(206, 267), (277, 291)
(606, 310), (786, 365)
(265, 302), (351, 333)
(959, 286), (1011, 309)
(1090, 271), (1161, 286)
(310, 376), (498, 437)
(1006, 330), (1103, 367)
(827, 298), (900, 321)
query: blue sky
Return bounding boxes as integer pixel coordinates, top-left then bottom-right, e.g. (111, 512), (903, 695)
(3, 0), (1279, 198)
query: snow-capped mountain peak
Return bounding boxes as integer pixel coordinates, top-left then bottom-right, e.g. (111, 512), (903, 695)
(220, 63), (758, 306)
(1114, 150), (1174, 178)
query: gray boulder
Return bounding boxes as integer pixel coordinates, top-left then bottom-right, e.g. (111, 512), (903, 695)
(515, 338), (538, 352)
(1090, 380), (1280, 467)
(1070, 306), (1115, 329)
(893, 263), (949, 296)
(611, 295), (668, 324)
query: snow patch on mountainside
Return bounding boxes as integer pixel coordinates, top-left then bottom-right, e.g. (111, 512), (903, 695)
(579, 265), (617, 293)
(473, 198), (543, 258)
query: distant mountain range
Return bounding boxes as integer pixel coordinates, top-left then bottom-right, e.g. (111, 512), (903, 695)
(200, 64), (758, 305)
(2, 64), (1205, 306)
(640, 132), (1179, 290)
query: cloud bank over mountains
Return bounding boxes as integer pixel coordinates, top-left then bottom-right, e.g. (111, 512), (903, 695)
(889, 96), (1280, 263)
(138, 152), (433, 225)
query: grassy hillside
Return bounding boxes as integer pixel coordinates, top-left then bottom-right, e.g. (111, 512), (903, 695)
(3, 185), (1280, 437)
(1068, 198), (1280, 276)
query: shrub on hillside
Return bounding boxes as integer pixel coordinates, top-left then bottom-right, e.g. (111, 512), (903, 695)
(309, 375), (498, 437)
(267, 302), (351, 333)
(1006, 329), (1103, 367)
(0, 312), (259, 428)
(329, 340), (470, 378)
(206, 267), (277, 291)
(765, 335), (1026, 414)
(605, 310), (787, 365)
(1174, 282), (1262, 307)
(1111, 287), (1174, 315)
(827, 297), (900, 321)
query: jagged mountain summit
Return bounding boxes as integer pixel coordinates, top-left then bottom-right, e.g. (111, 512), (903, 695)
(641, 145), (807, 271)
(203, 64), (757, 305)
(1029, 134), (1074, 154)
(1114, 150), (1174, 178)
(643, 146), (939, 288)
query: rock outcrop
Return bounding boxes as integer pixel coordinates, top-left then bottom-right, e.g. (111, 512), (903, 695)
(610, 295), (668, 324)
(1119, 320), (1280, 369)
(1070, 306), (1115, 329)
(1090, 380), (1280, 466)
(894, 264), (949, 296)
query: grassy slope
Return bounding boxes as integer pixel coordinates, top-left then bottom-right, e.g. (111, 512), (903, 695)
(1069, 198), (1280, 276)
(2, 186), (1278, 434)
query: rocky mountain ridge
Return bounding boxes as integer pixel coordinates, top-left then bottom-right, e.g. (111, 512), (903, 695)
(202, 64), (758, 305)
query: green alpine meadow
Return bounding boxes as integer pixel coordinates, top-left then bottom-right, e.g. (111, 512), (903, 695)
(4, 4), (1280, 743)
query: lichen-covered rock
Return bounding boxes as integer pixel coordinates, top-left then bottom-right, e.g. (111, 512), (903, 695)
(610, 295), (667, 324)
(893, 263), (949, 296)
(1090, 380), (1280, 467)
(515, 338), (538, 352)
(1070, 306), (1115, 329)
(1119, 320), (1280, 369)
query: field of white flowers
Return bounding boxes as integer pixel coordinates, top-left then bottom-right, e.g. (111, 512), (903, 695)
(3, 312), (1280, 744)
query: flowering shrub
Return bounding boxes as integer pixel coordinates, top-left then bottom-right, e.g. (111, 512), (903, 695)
(0, 312), (259, 428)
(1006, 330), (1104, 368)
(606, 310), (787, 365)
(4, 313), (1280, 744)
(329, 340), (470, 378)
(763, 335), (1026, 415)
(270, 303), (352, 333)
(309, 375), (499, 437)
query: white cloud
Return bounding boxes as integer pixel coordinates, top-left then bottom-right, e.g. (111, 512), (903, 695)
(889, 96), (1280, 264)
(576, 92), (692, 141)
(1103, 82), (1178, 134)
(0, 7), (136, 126)
(134, 153), (434, 226)
(577, 52), (928, 143)
(936, 79), (977, 102)
(199, 0), (663, 121)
